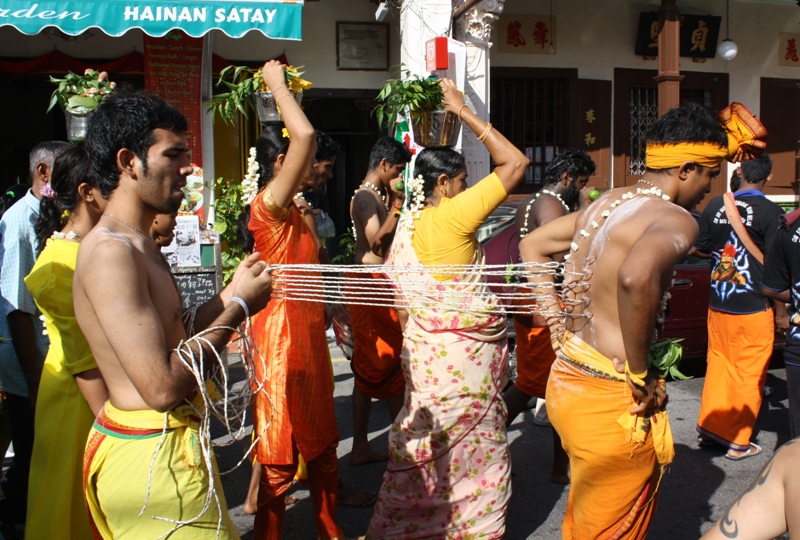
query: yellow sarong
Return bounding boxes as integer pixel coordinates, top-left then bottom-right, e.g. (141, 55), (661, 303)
(84, 402), (239, 539)
(547, 332), (674, 540)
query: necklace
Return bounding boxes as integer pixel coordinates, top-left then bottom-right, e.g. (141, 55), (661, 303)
(637, 179), (659, 190)
(103, 213), (152, 240)
(351, 182), (390, 243)
(520, 189), (571, 237)
(356, 181), (389, 211)
(50, 230), (80, 241)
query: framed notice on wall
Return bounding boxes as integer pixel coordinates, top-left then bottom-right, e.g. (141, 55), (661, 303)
(337, 22), (389, 71)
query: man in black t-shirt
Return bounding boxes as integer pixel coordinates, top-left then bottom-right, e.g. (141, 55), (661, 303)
(694, 153), (787, 459)
(761, 209), (800, 438)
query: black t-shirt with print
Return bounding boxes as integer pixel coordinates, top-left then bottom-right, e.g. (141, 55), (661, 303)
(694, 191), (784, 314)
(761, 212), (800, 365)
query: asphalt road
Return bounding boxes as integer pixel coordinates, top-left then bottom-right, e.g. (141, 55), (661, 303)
(215, 338), (793, 539)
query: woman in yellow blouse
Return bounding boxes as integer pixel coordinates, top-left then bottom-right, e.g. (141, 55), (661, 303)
(25, 144), (108, 539)
(366, 79), (529, 539)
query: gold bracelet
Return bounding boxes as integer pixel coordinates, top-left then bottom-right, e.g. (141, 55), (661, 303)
(458, 104), (469, 121)
(275, 93), (294, 103)
(625, 362), (648, 387)
(270, 85), (288, 93)
(477, 122), (493, 142)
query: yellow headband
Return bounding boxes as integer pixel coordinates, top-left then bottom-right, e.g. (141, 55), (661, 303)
(646, 142), (727, 169)
(645, 102), (767, 170)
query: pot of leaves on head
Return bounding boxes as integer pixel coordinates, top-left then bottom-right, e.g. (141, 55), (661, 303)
(410, 110), (461, 148)
(252, 90), (303, 125)
(65, 107), (93, 144)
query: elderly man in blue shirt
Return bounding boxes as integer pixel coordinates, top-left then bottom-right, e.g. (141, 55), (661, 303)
(0, 140), (68, 526)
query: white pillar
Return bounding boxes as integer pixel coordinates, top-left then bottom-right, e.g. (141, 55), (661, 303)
(399, 0), (452, 78)
(201, 32), (216, 227)
(454, 0), (504, 185)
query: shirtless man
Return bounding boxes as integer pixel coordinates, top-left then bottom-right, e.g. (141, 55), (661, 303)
(505, 148), (595, 484)
(520, 101), (753, 538)
(75, 90), (273, 538)
(348, 136), (410, 465)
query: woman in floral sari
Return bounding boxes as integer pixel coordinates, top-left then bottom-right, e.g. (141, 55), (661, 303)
(366, 79), (529, 539)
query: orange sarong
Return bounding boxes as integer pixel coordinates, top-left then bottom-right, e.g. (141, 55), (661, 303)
(697, 308), (774, 451)
(249, 188), (342, 539)
(513, 316), (556, 399)
(347, 272), (404, 400)
(548, 332), (673, 540)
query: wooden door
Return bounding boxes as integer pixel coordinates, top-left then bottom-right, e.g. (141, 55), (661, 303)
(760, 77), (800, 202)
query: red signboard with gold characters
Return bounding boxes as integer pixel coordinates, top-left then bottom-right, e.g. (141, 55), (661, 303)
(144, 29), (205, 221)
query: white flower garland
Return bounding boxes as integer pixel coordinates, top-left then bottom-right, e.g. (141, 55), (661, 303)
(398, 174), (426, 238)
(242, 146), (259, 205)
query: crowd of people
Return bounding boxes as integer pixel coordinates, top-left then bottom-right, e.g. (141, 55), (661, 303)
(0, 58), (797, 540)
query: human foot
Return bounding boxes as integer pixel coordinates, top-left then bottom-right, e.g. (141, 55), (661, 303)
(338, 482), (378, 507)
(349, 446), (388, 466)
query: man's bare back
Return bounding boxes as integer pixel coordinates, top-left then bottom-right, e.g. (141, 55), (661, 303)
(564, 188), (697, 366)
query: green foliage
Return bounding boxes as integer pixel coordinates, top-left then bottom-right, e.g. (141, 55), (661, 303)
(332, 228), (356, 265)
(207, 64), (309, 125)
(212, 178), (248, 285)
(504, 265), (522, 284)
(647, 338), (691, 380)
(373, 68), (444, 130)
(47, 70), (114, 114)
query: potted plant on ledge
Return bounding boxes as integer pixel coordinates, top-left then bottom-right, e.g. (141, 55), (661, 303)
(48, 69), (115, 143)
(207, 64), (312, 125)
(373, 69), (461, 148)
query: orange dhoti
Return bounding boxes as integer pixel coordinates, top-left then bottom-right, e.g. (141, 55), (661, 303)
(346, 272), (404, 400)
(513, 316), (556, 399)
(697, 308), (774, 452)
(548, 332), (674, 540)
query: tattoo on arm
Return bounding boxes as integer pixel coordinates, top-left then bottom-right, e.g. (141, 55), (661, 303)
(357, 199), (369, 213)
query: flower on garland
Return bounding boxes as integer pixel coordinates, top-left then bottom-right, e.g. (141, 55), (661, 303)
(282, 128), (290, 139)
(399, 174), (426, 238)
(242, 146), (260, 205)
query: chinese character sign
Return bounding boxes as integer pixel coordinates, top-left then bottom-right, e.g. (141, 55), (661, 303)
(779, 33), (800, 67)
(497, 14), (557, 55)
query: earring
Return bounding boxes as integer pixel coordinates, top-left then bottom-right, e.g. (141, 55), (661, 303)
(153, 218), (158, 224)
(441, 188), (447, 196)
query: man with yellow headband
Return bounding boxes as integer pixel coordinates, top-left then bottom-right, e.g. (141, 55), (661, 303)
(520, 101), (759, 539)
(693, 152), (787, 460)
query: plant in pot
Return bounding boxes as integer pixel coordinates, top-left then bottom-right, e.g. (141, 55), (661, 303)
(207, 64), (312, 125)
(373, 70), (460, 148)
(47, 69), (116, 143)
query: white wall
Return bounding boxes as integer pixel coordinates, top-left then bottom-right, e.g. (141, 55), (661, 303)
(494, 0), (800, 116)
(0, 0), (402, 90)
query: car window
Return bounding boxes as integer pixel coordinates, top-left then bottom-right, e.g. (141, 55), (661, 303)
(477, 205), (516, 244)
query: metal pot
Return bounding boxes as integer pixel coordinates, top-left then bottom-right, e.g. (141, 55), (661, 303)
(66, 108), (93, 143)
(410, 110), (461, 148)
(252, 90), (303, 125)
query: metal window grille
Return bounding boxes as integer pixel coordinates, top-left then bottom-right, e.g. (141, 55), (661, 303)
(491, 77), (568, 187)
(629, 87), (714, 175)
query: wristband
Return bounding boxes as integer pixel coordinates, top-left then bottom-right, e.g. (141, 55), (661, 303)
(625, 362), (648, 387)
(391, 200), (403, 210)
(393, 210), (402, 218)
(229, 296), (250, 319)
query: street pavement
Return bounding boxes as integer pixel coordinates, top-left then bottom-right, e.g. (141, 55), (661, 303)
(216, 336), (793, 539)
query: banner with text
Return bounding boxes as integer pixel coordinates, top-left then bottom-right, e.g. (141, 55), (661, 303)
(145, 30), (205, 220)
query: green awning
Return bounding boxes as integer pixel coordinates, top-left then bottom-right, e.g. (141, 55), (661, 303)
(0, 1), (303, 39)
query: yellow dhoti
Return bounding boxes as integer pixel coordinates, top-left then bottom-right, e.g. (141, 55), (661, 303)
(83, 402), (239, 539)
(547, 332), (674, 540)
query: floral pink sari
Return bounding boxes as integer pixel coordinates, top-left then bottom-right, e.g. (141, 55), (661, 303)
(366, 223), (511, 540)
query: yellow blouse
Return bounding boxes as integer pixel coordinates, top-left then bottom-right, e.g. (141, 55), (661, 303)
(412, 172), (507, 280)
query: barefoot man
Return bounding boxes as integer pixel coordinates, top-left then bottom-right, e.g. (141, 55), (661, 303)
(76, 90), (273, 538)
(505, 148), (595, 485)
(521, 101), (763, 539)
(348, 137), (410, 465)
